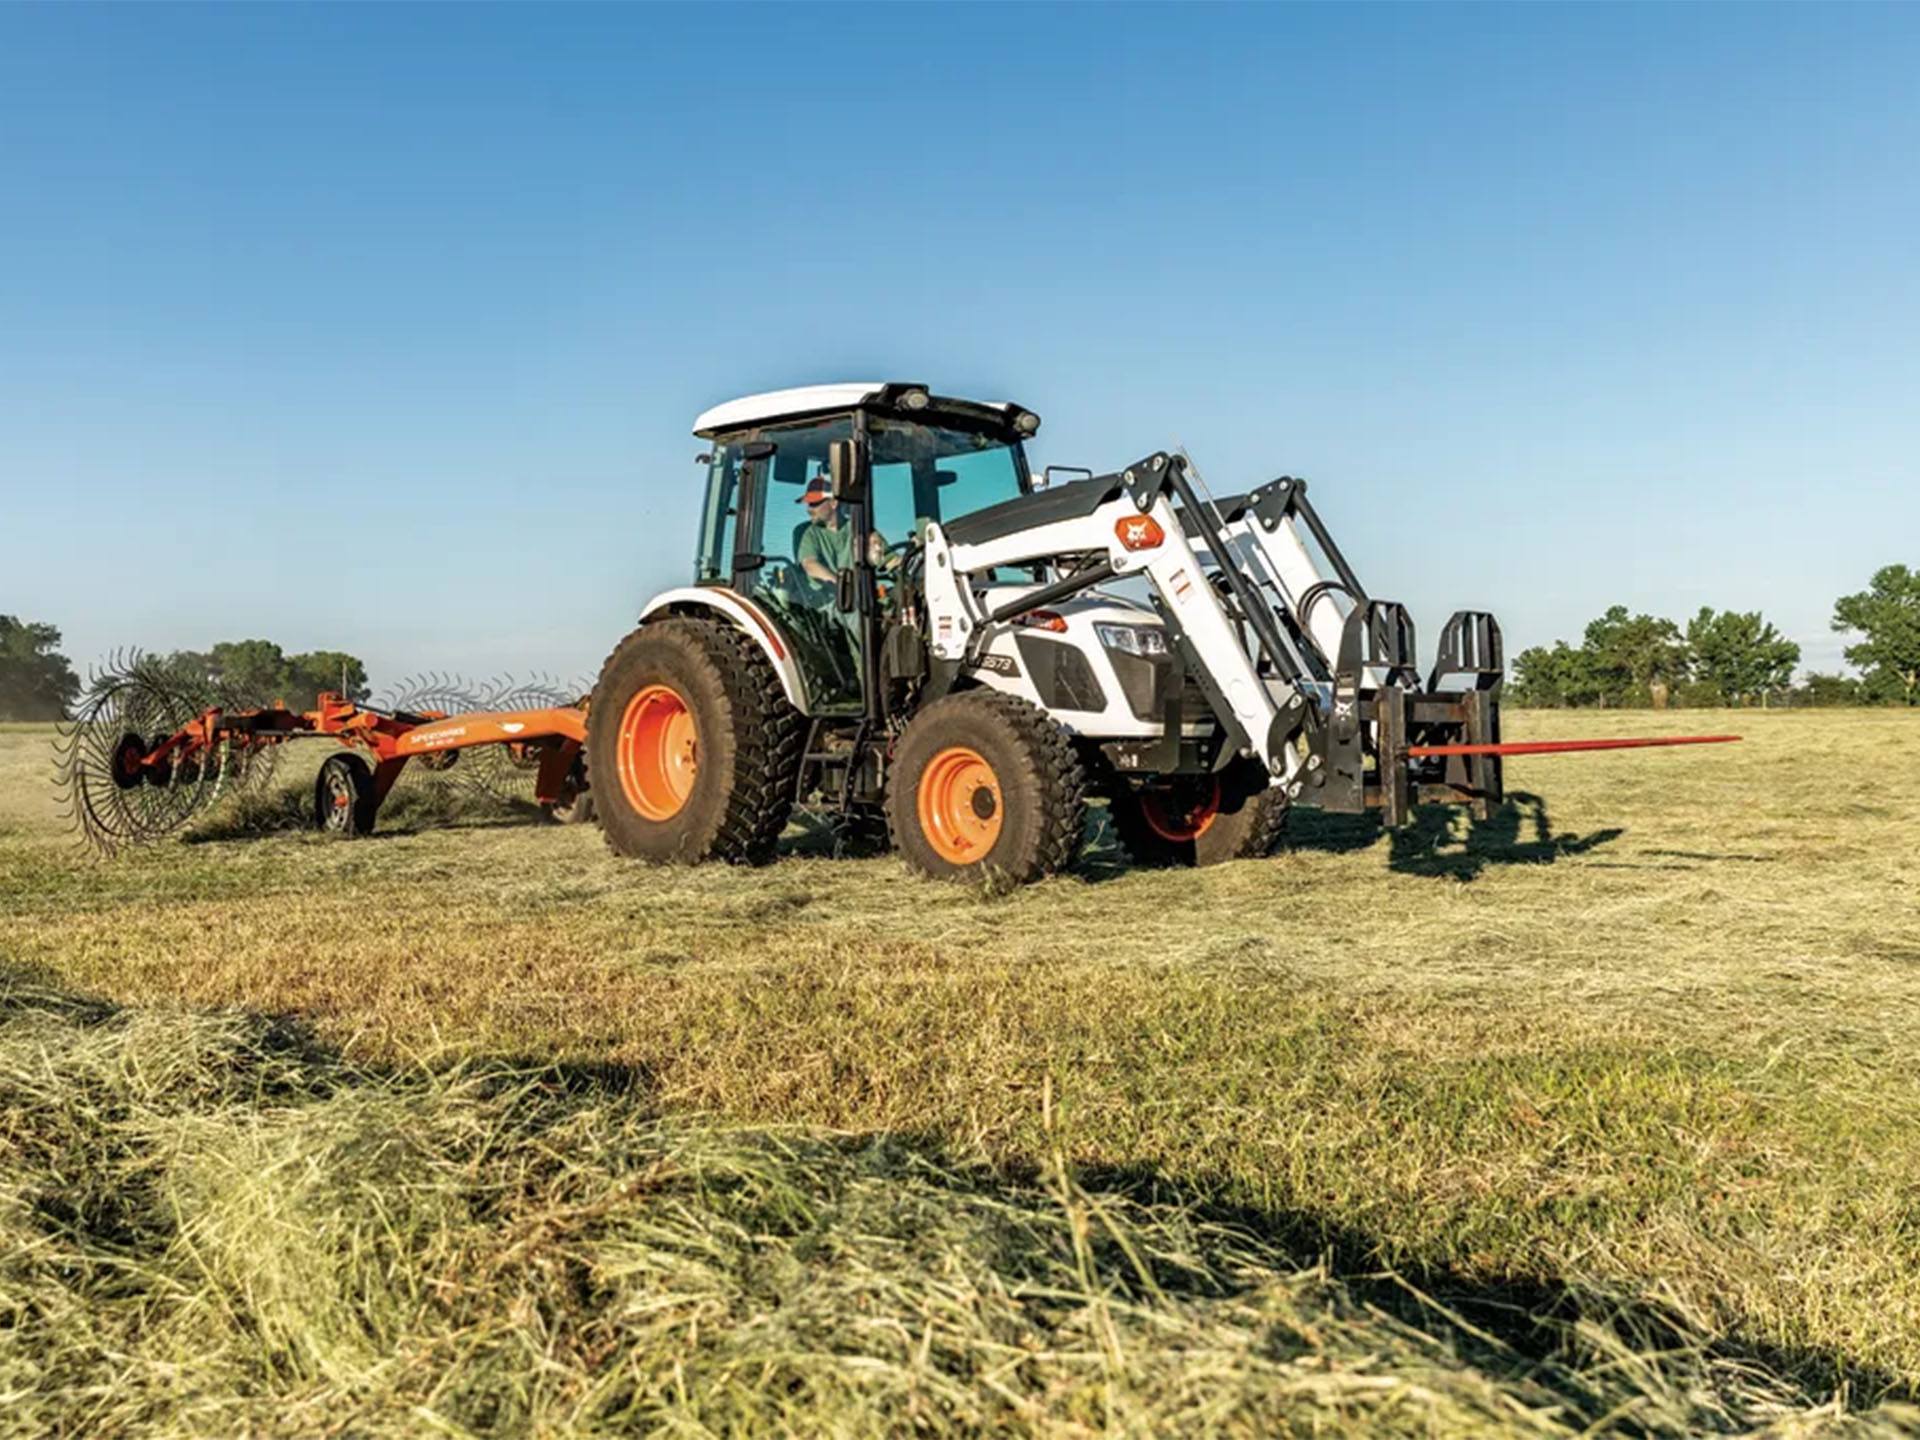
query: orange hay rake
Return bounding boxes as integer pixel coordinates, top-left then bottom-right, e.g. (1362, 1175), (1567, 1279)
(59, 654), (590, 852)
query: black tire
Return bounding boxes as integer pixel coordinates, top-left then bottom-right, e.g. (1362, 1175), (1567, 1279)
(888, 689), (1085, 884)
(1193, 762), (1290, 866)
(540, 756), (595, 825)
(588, 618), (804, 864)
(314, 752), (378, 837)
(543, 792), (596, 824)
(1102, 757), (1288, 868)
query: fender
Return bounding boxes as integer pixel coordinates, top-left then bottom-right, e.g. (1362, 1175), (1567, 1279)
(637, 586), (811, 712)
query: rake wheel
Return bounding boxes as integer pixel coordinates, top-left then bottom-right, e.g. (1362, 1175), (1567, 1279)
(55, 652), (220, 854)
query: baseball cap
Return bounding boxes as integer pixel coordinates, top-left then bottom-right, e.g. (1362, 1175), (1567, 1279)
(799, 478), (831, 505)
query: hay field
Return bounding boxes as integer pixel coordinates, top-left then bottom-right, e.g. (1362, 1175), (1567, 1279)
(2, 711), (1917, 1437)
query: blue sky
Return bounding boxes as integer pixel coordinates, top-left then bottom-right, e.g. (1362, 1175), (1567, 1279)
(3, 3), (1914, 687)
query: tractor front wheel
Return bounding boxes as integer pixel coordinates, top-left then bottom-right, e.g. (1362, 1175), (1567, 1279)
(889, 690), (1084, 884)
(588, 619), (804, 864)
(1103, 757), (1288, 868)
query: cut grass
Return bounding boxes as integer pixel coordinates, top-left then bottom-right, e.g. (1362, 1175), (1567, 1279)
(2, 710), (1918, 1434)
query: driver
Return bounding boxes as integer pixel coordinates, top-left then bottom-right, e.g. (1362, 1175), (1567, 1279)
(796, 476), (889, 586)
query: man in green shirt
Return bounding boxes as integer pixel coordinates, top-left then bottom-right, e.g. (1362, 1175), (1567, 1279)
(795, 477), (885, 590)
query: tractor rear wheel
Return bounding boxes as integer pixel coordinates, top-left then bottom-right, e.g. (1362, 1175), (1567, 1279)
(588, 619), (804, 864)
(889, 690), (1084, 884)
(1104, 757), (1288, 868)
(314, 752), (378, 837)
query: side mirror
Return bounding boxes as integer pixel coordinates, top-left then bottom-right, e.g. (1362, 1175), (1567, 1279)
(827, 437), (868, 503)
(835, 567), (856, 613)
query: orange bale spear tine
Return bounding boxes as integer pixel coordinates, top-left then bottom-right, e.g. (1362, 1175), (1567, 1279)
(1405, 735), (1742, 759)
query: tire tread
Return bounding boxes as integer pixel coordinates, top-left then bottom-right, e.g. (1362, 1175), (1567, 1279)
(590, 618), (804, 864)
(888, 688), (1085, 882)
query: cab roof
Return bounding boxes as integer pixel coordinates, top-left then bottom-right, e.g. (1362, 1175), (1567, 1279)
(692, 382), (1035, 439)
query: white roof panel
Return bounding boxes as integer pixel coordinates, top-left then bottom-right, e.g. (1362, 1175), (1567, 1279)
(693, 383), (886, 437)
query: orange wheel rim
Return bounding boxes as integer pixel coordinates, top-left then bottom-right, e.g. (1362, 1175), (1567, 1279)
(1140, 778), (1220, 843)
(617, 684), (698, 820)
(917, 746), (1002, 864)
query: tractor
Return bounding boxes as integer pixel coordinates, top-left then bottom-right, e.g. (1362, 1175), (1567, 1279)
(586, 381), (1512, 882)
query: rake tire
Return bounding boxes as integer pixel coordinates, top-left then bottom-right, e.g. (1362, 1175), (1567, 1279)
(589, 618), (804, 865)
(314, 752), (378, 838)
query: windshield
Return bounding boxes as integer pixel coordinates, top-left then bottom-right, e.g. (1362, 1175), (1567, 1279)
(868, 417), (1025, 543)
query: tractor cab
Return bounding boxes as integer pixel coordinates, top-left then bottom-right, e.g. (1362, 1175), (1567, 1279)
(691, 382), (1044, 712)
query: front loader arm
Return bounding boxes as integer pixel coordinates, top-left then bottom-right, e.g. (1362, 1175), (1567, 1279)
(920, 452), (1311, 785)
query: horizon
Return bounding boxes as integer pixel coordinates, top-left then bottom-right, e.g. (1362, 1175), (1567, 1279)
(3, 4), (1915, 687)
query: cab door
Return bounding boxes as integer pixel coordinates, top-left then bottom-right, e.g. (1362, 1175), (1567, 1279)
(727, 416), (865, 714)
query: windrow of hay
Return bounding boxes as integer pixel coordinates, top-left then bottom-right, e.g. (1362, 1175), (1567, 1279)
(2, 979), (1911, 1439)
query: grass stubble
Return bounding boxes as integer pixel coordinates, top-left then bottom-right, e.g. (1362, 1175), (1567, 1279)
(0, 711), (1916, 1436)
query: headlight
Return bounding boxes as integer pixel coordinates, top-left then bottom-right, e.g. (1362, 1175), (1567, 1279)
(1095, 623), (1169, 657)
(1013, 410), (1041, 435)
(900, 388), (930, 411)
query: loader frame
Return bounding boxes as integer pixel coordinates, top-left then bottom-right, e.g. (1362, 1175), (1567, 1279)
(916, 445), (1507, 820)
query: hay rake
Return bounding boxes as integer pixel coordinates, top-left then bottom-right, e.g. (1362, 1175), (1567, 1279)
(56, 653), (590, 853)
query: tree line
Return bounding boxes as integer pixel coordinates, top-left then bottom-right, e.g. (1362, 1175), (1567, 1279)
(152, 639), (371, 710)
(4, 563), (1916, 720)
(1511, 565), (1920, 708)
(0, 622), (370, 722)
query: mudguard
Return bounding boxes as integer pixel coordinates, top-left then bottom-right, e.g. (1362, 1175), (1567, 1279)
(637, 587), (812, 713)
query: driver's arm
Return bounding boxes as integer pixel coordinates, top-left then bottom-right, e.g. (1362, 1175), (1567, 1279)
(797, 527), (836, 583)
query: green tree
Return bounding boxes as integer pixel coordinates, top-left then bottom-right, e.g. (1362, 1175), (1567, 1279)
(1510, 641), (1598, 707)
(1581, 605), (1689, 705)
(208, 639), (292, 701)
(157, 640), (371, 710)
(1794, 672), (1863, 707)
(1684, 608), (1800, 706)
(284, 651), (371, 708)
(0, 616), (81, 721)
(1833, 565), (1920, 706)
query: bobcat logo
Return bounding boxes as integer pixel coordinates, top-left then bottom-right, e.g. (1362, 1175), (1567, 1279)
(1114, 514), (1165, 551)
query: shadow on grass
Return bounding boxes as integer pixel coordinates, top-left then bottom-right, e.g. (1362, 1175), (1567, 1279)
(1066, 1154), (1912, 1419)
(4, 960), (1906, 1426)
(1285, 792), (1625, 881)
(780, 809), (894, 861)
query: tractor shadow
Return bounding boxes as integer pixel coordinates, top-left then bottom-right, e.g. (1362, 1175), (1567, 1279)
(781, 810), (894, 861)
(1054, 1153), (1911, 1422)
(1285, 792), (1624, 881)
(2, 965), (1903, 1425)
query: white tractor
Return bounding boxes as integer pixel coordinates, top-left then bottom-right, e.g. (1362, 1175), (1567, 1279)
(586, 382), (1508, 882)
